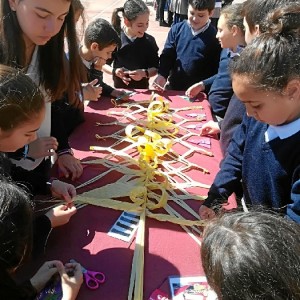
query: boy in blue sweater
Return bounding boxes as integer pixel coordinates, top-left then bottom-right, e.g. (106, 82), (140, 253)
(199, 4), (300, 223)
(153, 0), (221, 91)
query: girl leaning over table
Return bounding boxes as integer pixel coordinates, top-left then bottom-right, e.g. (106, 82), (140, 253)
(199, 3), (300, 223)
(0, 0), (87, 196)
(0, 65), (82, 299)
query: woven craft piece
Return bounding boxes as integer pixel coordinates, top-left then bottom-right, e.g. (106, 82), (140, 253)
(75, 93), (213, 300)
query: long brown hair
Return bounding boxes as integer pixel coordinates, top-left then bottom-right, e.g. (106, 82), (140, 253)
(0, 0), (87, 108)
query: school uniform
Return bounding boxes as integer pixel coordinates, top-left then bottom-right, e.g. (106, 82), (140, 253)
(0, 271), (37, 300)
(7, 46), (78, 194)
(0, 153), (52, 253)
(158, 20), (221, 91)
(203, 114), (300, 222)
(112, 31), (159, 89)
(219, 94), (246, 156)
(81, 56), (114, 97)
(208, 48), (234, 118)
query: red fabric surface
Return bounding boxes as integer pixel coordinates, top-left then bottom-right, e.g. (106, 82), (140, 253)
(18, 90), (236, 300)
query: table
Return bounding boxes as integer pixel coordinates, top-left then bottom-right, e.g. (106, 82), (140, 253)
(19, 90), (235, 300)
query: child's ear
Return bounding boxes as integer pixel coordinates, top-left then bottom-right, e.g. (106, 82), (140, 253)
(91, 42), (99, 51)
(254, 24), (260, 37)
(285, 79), (300, 100)
(231, 25), (238, 36)
(124, 17), (131, 27)
(209, 9), (215, 18)
(8, 0), (17, 11)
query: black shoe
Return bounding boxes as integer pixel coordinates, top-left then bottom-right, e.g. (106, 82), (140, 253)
(159, 20), (170, 27)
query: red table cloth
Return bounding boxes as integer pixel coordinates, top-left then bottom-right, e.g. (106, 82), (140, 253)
(19, 90), (236, 300)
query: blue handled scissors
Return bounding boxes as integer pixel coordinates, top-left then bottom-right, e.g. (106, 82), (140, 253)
(70, 259), (105, 290)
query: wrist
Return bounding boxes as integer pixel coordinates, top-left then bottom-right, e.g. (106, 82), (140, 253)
(199, 81), (205, 90)
(57, 148), (74, 157)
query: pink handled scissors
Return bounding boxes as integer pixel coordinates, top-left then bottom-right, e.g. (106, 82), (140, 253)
(70, 259), (105, 290)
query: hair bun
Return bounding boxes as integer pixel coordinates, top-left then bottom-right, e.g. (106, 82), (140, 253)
(262, 4), (300, 35)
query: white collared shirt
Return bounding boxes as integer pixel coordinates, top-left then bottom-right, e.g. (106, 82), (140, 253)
(265, 118), (300, 142)
(188, 19), (211, 36)
(123, 27), (137, 42)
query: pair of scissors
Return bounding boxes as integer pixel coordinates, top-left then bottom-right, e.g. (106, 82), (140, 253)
(70, 259), (105, 290)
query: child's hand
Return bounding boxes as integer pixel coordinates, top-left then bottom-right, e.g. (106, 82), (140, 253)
(57, 154), (83, 180)
(82, 79), (102, 101)
(30, 260), (63, 292)
(28, 137), (58, 159)
(199, 205), (216, 220)
(51, 180), (76, 203)
(124, 69), (145, 81)
(153, 75), (166, 91)
(58, 262), (83, 300)
(185, 82), (205, 98)
(200, 120), (220, 136)
(45, 204), (77, 228)
(115, 67), (131, 85)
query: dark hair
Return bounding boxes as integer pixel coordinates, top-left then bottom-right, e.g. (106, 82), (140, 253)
(188, 0), (215, 12)
(84, 18), (120, 50)
(72, 0), (86, 36)
(111, 0), (149, 34)
(220, 3), (244, 30)
(0, 65), (44, 132)
(0, 178), (33, 271)
(242, 0), (300, 33)
(0, 0), (87, 108)
(201, 211), (300, 299)
(230, 4), (300, 92)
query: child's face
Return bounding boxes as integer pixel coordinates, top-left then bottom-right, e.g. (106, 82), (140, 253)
(232, 75), (299, 126)
(216, 14), (236, 50)
(91, 44), (116, 69)
(125, 13), (149, 38)
(0, 107), (45, 152)
(9, 0), (70, 47)
(188, 6), (213, 31)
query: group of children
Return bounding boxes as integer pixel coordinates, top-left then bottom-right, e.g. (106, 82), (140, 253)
(0, 0), (299, 298)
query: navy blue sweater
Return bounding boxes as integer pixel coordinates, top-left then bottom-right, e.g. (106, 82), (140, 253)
(112, 31), (159, 89)
(219, 94), (246, 156)
(87, 65), (114, 97)
(208, 49), (233, 118)
(158, 21), (221, 91)
(204, 114), (300, 222)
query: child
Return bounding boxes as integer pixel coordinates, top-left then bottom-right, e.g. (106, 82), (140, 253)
(0, 0), (85, 183)
(0, 65), (76, 203)
(201, 211), (300, 299)
(199, 4), (300, 222)
(79, 18), (128, 100)
(153, 0), (221, 92)
(186, 3), (245, 118)
(110, 0), (159, 89)
(200, 0), (298, 156)
(0, 179), (83, 299)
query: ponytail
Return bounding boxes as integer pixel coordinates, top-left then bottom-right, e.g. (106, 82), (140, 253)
(111, 0), (149, 34)
(111, 7), (124, 35)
